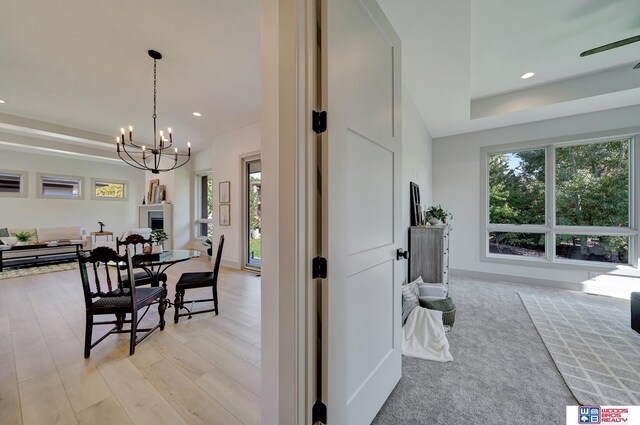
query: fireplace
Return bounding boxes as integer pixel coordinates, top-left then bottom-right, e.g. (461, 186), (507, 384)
(149, 211), (164, 230)
(139, 204), (173, 249)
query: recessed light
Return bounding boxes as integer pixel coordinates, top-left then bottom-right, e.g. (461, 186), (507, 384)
(0, 100), (6, 104)
(192, 112), (202, 117)
(521, 72), (535, 80)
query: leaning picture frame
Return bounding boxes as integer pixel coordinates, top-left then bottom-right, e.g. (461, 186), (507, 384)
(219, 204), (230, 226)
(148, 178), (159, 203)
(219, 181), (230, 203)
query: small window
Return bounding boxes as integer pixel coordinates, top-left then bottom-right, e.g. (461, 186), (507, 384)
(38, 174), (83, 199)
(0, 170), (27, 197)
(195, 172), (213, 239)
(91, 178), (128, 200)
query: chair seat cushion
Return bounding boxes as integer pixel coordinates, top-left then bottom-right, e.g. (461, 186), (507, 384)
(93, 287), (163, 310)
(176, 272), (215, 290)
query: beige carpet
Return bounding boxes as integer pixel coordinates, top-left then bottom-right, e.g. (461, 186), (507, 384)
(0, 261), (78, 280)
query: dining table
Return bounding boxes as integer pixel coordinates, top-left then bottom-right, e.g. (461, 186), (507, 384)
(130, 249), (201, 301)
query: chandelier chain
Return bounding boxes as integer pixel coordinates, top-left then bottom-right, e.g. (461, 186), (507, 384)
(153, 59), (157, 120)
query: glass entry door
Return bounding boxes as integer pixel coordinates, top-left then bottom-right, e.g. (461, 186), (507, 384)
(245, 157), (261, 269)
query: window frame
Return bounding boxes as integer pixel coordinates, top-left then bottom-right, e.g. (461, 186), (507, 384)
(481, 134), (638, 271)
(90, 178), (129, 201)
(37, 173), (84, 200)
(194, 170), (213, 241)
(0, 169), (28, 198)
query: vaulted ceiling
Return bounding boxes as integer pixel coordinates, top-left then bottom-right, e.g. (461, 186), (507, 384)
(1, 0), (639, 156)
(378, 0), (640, 138)
(0, 0), (260, 155)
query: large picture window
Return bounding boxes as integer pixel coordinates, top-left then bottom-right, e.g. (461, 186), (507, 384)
(484, 136), (635, 267)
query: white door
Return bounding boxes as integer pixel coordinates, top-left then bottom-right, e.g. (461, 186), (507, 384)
(321, 0), (402, 423)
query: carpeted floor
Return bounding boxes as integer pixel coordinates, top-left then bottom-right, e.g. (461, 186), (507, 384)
(373, 276), (578, 425)
(0, 261), (78, 280)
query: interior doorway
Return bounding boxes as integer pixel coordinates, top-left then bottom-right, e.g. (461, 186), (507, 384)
(244, 155), (262, 270)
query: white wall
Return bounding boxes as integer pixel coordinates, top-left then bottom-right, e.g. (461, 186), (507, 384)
(402, 85), (433, 288)
(0, 149), (145, 237)
(432, 104), (640, 298)
(402, 86), (433, 248)
(208, 122), (261, 268)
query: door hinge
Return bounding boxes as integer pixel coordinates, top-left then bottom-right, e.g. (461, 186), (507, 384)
(312, 400), (327, 424)
(312, 110), (327, 134)
(312, 256), (327, 279)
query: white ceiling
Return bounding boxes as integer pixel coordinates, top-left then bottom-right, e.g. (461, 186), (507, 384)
(0, 0), (260, 152)
(1, 0), (639, 150)
(378, 0), (640, 138)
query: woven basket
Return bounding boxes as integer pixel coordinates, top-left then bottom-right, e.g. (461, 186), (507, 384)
(420, 297), (456, 329)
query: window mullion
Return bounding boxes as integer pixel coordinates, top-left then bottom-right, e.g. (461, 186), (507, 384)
(547, 146), (556, 262)
(633, 136), (638, 267)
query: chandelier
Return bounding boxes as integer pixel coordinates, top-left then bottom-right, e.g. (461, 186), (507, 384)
(116, 50), (191, 174)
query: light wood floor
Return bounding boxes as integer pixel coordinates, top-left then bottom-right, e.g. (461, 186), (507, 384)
(0, 257), (262, 425)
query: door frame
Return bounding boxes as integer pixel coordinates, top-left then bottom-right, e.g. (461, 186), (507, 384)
(260, 0), (318, 424)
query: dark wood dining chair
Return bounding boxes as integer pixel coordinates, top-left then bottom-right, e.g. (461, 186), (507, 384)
(174, 235), (224, 323)
(116, 234), (167, 287)
(78, 246), (166, 357)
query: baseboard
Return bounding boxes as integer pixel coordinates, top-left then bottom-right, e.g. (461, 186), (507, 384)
(221, 260), (241, 270)
(450, 268), (587, 292)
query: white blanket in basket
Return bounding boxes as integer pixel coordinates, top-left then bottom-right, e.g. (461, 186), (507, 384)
(402, 307), (453, 362)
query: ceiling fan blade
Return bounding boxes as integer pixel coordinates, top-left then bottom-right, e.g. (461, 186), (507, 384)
(580, 35), (640, 57)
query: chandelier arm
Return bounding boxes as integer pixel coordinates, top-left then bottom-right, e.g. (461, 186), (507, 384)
(119, 145), (150, 169)
(125, 140), (145, 150)
(153, 156), (191, 173)
(117, 151), (152, 171)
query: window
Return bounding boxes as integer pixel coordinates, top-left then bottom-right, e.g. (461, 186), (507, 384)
(0, 170), (27, 197)
(244, 157), (262, 269)
(38, 174), (83, 199)
(195, 172), (213, 238)
(484, 136), (635, 267)
(91, 178), (128, 200)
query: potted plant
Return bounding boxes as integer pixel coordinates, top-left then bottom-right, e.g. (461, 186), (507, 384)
(424, 204), (452, 225)
(13, 231), (33, 245)
(202, 238), (213, 256)
(150, 229), (168, 253)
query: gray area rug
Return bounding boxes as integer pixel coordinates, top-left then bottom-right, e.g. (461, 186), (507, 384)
(373, 277), (577, 425)
(520, 291), (640, 405)
(0, 261), (78, 280)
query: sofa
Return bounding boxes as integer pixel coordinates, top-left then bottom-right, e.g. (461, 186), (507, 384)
(0, 226), (92, 270)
